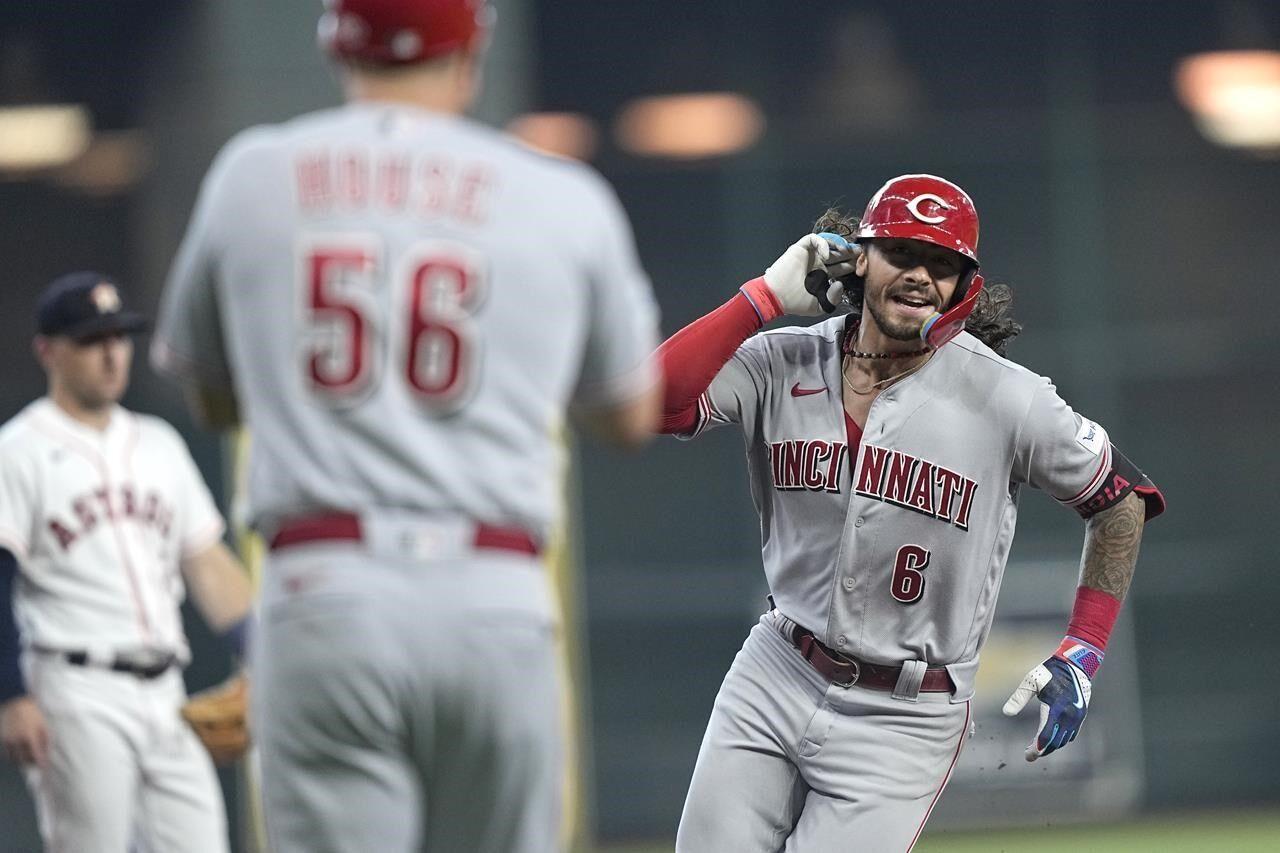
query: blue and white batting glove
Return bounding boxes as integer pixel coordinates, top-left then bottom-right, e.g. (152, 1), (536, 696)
(1001, 637), (1102, 762)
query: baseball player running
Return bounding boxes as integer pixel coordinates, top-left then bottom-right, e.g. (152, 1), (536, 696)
(0, 272), (255, 852)
(150, 1), (662, 851)
(658, 175), (1164, 851)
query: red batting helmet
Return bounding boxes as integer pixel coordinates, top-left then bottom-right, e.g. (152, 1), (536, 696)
(857, 174), (984, 348)
(318, 0), (492, 66)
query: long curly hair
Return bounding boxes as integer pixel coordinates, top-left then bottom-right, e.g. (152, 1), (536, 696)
(812, 208), (1022, 356)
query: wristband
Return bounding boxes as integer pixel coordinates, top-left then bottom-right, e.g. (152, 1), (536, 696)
(739, 277), (784, 325)
(1065, 585), (1122, 650)
(1054, 636), (1104, 679)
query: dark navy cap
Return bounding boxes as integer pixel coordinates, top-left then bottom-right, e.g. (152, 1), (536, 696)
(35, 271), (148, 342)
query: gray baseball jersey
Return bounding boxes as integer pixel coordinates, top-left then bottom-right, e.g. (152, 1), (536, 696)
(151, 102), (660, 853)
(152, 103), (659, 540)
(683, 319), (1111, 701)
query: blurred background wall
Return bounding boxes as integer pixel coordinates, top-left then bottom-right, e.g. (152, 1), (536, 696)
(2, 1), (1278, 850)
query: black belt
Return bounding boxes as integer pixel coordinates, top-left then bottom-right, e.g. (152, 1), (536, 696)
(63, 651), (178, 680)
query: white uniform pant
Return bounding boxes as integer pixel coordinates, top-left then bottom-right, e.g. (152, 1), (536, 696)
(252, 542), (563, 853)
(676, 612), (970, 853)
(22, 652), (229, 853)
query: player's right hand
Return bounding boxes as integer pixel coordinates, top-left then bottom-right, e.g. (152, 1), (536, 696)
(0, 695), (50, 767)
(1001, 654), (1093, 762)
(760, 233), (859, 317)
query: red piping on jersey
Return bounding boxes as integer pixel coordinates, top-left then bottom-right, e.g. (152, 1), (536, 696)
(32, 411), (154, 643)
(1062, 442), (1113, 506)
(907, 699), (970, 852)
(657, 291), (766, 435)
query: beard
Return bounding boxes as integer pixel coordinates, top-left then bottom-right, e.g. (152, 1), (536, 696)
(862, 291), (932, 341)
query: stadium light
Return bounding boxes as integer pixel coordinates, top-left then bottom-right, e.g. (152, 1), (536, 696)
(615, 92), (764, 160)
(0, 104), (92, 172)
(1174, 50), (1280, 152)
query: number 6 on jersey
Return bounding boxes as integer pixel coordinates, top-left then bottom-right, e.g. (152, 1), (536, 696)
(890, 544), (931, 604)
(300, 235), (487, 414)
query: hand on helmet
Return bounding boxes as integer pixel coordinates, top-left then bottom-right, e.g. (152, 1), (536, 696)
(750, 233), (859, 318)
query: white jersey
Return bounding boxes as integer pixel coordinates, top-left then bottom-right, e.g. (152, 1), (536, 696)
(686, 320), (1119, 700)
(152, 103), (659, 539)
(0, 399), (225, 659)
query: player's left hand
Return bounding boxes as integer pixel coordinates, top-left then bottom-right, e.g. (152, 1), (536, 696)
(1001, 641), (1098, 762)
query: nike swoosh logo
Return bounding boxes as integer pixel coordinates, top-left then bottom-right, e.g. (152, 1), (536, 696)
(790, 383), (827, 397)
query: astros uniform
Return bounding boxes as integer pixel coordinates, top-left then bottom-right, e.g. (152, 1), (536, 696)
(151, 103), (659, 852)
(673, 317), (1133, 852)
(0, 398), (229, 852)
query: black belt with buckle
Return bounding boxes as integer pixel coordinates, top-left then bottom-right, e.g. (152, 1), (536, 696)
(64, 651), (178, 680)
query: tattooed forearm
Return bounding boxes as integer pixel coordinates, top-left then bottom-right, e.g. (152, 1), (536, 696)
(1079, 491), (1146, 599)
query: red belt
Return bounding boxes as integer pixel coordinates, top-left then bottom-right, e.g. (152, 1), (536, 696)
(789, 625), (954, 693)
(269, 511), (539, 557)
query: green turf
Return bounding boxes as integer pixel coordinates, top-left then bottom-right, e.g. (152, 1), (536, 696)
(597, 809), (1280, 853)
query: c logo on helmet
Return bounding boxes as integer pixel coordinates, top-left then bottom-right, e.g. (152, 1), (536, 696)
(905, 193), (952, 224)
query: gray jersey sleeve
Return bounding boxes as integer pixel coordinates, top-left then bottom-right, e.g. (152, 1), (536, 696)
(1012, 379), (1113, 512)
(151, 142), (246, 387)
(571, 180), (661, 408)
(685, 335), (771, 438)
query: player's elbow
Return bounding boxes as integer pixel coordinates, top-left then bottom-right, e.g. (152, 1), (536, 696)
(576, 381), (663, 450)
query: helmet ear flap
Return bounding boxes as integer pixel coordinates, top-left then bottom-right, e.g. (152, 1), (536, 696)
(921, 272), (983, 349)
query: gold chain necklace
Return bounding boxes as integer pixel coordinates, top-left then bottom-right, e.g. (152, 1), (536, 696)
(841, 354), (930, 396)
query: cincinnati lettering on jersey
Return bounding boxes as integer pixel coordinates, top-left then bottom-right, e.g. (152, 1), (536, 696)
(769, 440), (848, 493)
(294, 149), (495, 224)
(854, 444), (978, 530)
(47, 485), (174, 551)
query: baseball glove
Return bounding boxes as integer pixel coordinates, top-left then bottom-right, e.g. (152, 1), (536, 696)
(181, 673), (250, 765)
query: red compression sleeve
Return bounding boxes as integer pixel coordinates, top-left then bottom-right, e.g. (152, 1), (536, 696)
(1065, 585), (1122, 650)
(658, 280), (780, 434)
